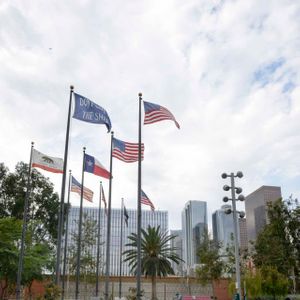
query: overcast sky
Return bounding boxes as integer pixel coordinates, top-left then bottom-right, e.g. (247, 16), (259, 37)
(1, 0), (300, 230)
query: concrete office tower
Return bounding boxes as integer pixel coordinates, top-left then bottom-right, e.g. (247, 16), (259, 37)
(182, 201), (207, 272)
(238, 218), (248, 251)
(245, 186), (281, 243)
(64, 206), (168, 276)
(212, 205), (235, 254)
(170, 229), (183, 276)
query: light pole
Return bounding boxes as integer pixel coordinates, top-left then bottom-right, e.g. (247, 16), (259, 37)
(221, 171), (245, 300)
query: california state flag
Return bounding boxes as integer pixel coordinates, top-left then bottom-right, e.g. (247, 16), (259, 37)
(32, 149), (63, 174)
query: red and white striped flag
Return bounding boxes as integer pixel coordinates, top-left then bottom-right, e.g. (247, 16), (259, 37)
(141, 190), (155, 211)
(143, 101), (180, 129)
(70, 176), (93, 203)
(112, 137), (144, 163)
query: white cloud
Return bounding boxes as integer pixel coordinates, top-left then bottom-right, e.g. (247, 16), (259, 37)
(0, 0), (299, 230)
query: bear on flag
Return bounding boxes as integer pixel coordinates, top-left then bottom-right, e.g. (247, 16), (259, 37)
(32, 149), (63, 174)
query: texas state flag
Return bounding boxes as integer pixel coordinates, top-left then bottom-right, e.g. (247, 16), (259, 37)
(84, 153), (110, 179)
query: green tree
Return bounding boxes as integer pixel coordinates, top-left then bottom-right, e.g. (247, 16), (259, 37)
(244, 270), (262, 300)
(0, 162), (61, 243)
(22, 224), (53, 300)
(196, 230), (224, 299)
(0, 218), (53, 300)
(123, 225), (182, 300)
(68, 213), (98, 294)
(261, 266), (289, 300)
(253, 198), (299, 292)
(224, 233), (250, 278)
(0, 217), (21, 299)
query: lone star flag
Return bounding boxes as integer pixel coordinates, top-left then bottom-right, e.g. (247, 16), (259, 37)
(73, 93), (112, 132)
(112, 137), (144, 163)
(124, 205), (129, 227)
(32, 149), (63, 174)
(141, 190), (155, 211)
(143, 101), (180, 129)
(84, 153), (110, 179)
(70, 176), (93, 202)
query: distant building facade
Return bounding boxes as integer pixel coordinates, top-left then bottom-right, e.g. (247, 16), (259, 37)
(181, 201), (207, 273)
(245, 186), (281, 243)
(212, 205), (248, 254)
(170, 229), (183, 275)
(238, 218), (248, 250)
(212, 205), (235, 254)
(64, 206), (168, 276)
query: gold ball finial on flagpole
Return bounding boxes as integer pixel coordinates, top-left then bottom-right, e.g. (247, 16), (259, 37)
(70, 85), (74, 90)
(138, 93), (142, 97)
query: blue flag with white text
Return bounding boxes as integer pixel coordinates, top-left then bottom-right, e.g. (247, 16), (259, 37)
(73, 93), (112, 132)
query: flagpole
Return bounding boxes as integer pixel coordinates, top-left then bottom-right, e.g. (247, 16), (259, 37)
(118, 198), (124, 299)
(96, 181), (103, 297)
(16, 141), (34, 300)
(62, 170), (72, 300)
(104, 131), (114, 300)
(75, 147), (86, 300)
(56, 85), (74, 285)
(137, 93), (142, 300)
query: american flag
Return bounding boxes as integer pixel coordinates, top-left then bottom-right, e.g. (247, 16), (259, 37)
(101, 185), (108, 215)
(71, 176), (93, 203)
(141, 190), (155, 211)
(143, 101), (180, 129)
(112, 137), (144, 163)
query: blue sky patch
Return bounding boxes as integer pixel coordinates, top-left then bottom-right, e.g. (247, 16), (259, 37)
(253, 57), (285, 86)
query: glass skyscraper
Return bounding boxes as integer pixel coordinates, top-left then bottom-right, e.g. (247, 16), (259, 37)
(64, 206), (168, 276)
(181, 200), (207, 273)
(212, 205), (235, 255)
(170, 229), (183, 276)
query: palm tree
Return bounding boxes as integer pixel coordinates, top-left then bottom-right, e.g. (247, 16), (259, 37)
(123, 225), (182, 300)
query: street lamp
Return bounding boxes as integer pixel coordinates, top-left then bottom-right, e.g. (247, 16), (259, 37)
(221, 172), (245, 300)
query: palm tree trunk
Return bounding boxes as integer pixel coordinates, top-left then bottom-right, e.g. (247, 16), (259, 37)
(151, 276), (157, 300)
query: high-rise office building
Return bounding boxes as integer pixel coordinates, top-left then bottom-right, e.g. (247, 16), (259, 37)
(238, 218), (248, 251)
(64, 206), (168, 276)
(245, 186), (281, 243)
(181, 200), (207, 272)
(212, 205), (248, 253)
(212, 205), (235, 254)
(170, 229), (183, 275)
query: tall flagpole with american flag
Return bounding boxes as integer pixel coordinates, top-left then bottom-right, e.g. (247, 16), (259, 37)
(137, 93), (143, 300)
